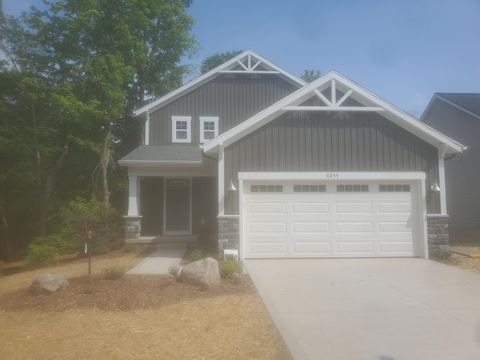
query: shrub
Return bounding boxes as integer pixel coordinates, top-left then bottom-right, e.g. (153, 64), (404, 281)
(25, 197), (122, 266)
(184, 247), (207, 263)
(104, 266), (126, 279)
(219, 259), (242, 279)
(123, 243), (139, 253)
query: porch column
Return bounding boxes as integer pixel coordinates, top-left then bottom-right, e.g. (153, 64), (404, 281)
(128, 175), (140, 216)
(124, 175), (142, 240)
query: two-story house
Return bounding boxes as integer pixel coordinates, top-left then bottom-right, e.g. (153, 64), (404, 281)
(119, 50), (465, 259)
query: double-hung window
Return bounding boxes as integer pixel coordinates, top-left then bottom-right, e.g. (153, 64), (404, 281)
(199, 116), (219, 143)
(172, 116), (191, 143)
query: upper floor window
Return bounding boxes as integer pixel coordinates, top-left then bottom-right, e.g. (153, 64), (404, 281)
(172, 116), (191, 143)
(200, 116), (219, 143)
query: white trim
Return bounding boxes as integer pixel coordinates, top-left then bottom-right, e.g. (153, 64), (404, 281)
(218, 145), (225, 216)
(204, 71), (465, 155)
(127, 175), (140, 216)
(438, 146), (447, 215)
(427, 213), (450, 218)
(163, 177), (192, 236)
(133, 50), (305, 116)
(199, 116), (219, 143)
(217, 214), (239, 219)
(144, 110), (150, 145)
(238, 171), (426, 181)
(171, 116), (191, 143)
(119, 160), (202, 166)
(237, 171), (428, 260)
(282, 106), (385, 112)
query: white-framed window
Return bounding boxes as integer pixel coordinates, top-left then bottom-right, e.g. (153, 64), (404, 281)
(172, 116), (191, 143)
(199, 116), (219, 143)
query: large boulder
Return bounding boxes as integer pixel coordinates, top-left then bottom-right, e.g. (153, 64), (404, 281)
(31, 273), (69, 295)
(178, 257), (220, 288)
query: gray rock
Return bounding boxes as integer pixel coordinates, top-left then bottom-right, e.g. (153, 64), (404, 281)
(168, 264), (182, 277)
(178, 257), (220, 288)
(31, 273), (69, 295)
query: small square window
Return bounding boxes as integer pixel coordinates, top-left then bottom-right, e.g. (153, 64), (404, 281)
(200, 117), (219, 143)
(172, 116), (191, 143)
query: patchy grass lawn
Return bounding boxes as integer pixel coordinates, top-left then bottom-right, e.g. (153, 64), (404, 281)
(436, 245), (480, 272)
(0, 250), (290, 360)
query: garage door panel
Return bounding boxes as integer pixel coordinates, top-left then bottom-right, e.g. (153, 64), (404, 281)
(248, 222), (287, 233)
(336, 222), (373, 233)
(248, 201), (286, 214)
(249, 242), (288, 255)
(292, 202), (330, 213)
(292, 242), (331, 254)
(292, 222), (330, 233)
(336, 202), (372, 213)
(243, 181), (418, 258)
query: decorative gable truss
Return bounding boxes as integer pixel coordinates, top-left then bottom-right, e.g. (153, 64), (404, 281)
(204, 71), (466, 155)
(219, 53), (284, 75)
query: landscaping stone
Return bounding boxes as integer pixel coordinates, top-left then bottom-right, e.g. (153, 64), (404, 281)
(178, 257), (220, 288)
(168, 264), (181, 277)
(31, 273), (69, 295)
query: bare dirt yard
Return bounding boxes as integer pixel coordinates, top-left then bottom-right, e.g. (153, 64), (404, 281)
(436, 245), (480, 272)
(0, 250), (290, 360)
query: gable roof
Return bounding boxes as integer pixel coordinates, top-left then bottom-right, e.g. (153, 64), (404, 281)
(118, 145), (202, 166)
(422, 93), (480, 121)
(133, 50), (306, 117)
(204, 71), (465, 155)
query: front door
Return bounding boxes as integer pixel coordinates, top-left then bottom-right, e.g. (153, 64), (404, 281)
(164, 177), (191, 235)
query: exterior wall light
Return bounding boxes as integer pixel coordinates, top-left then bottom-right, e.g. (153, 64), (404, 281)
(228, 180), (237, 192)
(430, 180), (441, 192)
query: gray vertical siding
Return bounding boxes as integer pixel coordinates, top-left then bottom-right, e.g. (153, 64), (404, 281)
(423, 100), (479, 241)
(224, 111), (440, 214)
(148, 75), (298, 145)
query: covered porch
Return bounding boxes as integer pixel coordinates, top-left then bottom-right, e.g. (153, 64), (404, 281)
(119, 145), (217, 247)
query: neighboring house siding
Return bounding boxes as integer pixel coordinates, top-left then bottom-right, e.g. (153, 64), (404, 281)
(148, 75), (298, 145)
(224, 111), (440, 214)
(423, 100), (480, 241)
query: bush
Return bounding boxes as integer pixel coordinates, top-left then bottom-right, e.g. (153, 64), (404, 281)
(104, 266), (126, 280)
(123, 243), (139, 253)
(25, 197), (122, 266)
(219, 259), (242, 279)
(184, 247), (207, 263)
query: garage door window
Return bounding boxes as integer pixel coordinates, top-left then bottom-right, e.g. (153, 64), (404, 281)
(379, 184), (410, 192)
(293, 184), (326, 192)
(250, 184), (283, 193)
(337, 184), (369, 192)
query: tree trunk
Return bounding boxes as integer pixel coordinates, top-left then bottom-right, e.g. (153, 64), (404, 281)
(39, 142), (69, 236)
(0, 204), (13, 260)
(100, 128), (112, 207)
(30, 100), (41, 169)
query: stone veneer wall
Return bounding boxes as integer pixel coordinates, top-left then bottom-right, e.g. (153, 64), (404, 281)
(217, 216), (239, 257)
(427, 215), (449, 257)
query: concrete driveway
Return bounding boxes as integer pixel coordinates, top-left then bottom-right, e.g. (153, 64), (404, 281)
(245, 258), (480, 360)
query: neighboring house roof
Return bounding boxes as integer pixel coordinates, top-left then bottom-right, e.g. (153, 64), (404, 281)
(133, 50), (306, 117)
(118, 145), (202, 166)
(422, 93), (480, 121)
(204, 71), (466, 155)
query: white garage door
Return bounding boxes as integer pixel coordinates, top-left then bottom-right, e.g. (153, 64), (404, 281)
(242, 182), (419, 258)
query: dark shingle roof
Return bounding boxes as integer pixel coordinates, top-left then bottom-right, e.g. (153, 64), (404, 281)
(119, 145), (203, 165)
(436, 93), (480, 118)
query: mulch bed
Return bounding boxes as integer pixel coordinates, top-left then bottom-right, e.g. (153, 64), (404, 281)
(0, 275), (255, 312)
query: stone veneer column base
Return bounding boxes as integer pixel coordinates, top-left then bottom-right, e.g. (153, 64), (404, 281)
(124, 215), (142, 241)
(427, 215), (449, 257)
(217, 215), (239, 258)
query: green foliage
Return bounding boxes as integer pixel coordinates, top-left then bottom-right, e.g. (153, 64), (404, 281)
(184, 246), (207, 263)
(123, 243), (139, 253)
(104, 265), (126, 280)
(0, 0), (196, 260)
(201, 50), (243, 74)
(218, 259), (242, 279)
(25, 197), (121, 265)
(300, 69), (322, 83)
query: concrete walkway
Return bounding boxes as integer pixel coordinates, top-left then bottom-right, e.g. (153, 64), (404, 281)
(245, 258), (480, 360)
(127, 244), (186, 275)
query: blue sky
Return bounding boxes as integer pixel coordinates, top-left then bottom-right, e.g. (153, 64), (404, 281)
(4, 0), (480, 116)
